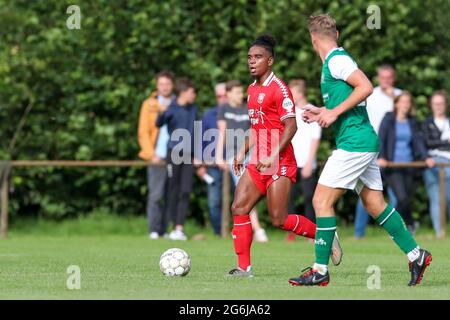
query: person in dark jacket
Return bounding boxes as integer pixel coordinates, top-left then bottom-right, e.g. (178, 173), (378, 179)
(421, 90), (450, 238)
(156, 77), (200, 241)
(378, 91), (435, 233)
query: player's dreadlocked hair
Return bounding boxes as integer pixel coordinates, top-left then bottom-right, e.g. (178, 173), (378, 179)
(251, 34), (276, 57)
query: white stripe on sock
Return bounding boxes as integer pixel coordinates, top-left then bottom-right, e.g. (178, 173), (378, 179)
(316, 227), (336, 231)
(293, 215), (300, 232)
(234, 222), (252, 226)
(379, 208), (395, 225)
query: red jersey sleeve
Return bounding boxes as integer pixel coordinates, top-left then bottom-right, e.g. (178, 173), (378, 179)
(275, 84), (296, 122)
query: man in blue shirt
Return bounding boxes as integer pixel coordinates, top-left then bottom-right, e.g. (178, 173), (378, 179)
(156, 78), (199, 241)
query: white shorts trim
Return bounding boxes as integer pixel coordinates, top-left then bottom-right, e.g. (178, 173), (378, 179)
(318, 149), (383, 194)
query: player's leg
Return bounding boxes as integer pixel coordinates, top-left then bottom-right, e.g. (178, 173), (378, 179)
(229, 161), (268, 242)
(311, 184), (346, 268)
(289, 184), (345, 286)
(266, 176), (316, 239)
(228, 170), (263, 276)
(359, 186), (432, 286)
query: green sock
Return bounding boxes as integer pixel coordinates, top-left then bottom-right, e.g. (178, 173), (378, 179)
(315, 216), (337, 265)
(375, 204), (417, 254)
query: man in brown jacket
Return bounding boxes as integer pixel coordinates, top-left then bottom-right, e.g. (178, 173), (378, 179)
(138, 71), (175, 239)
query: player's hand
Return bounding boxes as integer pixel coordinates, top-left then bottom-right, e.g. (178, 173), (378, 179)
(301, 105), (322, 124)
(425, 157), (436, 168)
(378, 158), (388, 168)
(317, 108), (338, 128)
(232, 157), (244, 176)
(256, 156), (274, 172)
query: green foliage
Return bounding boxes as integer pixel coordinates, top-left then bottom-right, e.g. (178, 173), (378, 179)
(0, 0), (449, 223)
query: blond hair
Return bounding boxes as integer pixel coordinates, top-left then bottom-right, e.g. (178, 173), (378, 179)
(308, 14), (338, 40)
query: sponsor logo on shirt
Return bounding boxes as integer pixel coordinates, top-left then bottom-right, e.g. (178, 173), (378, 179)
(282, 98), (294, 114)
(257, 93), (265, 104)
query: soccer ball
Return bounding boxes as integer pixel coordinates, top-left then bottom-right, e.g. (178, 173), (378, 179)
(159, 248), (191, 277)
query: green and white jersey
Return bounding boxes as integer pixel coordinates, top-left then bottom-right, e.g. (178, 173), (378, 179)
(321, 47), (379, 152)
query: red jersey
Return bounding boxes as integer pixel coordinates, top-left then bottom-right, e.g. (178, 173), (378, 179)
(247, 72), (297, 170)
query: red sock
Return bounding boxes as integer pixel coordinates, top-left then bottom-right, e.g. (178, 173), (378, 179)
(232, 215), (253, 270)
(282, 214), (316, 239)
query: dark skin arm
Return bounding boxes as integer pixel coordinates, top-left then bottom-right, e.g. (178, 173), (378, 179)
(256, 117), (297, 171)
(232, 134), (253, 176)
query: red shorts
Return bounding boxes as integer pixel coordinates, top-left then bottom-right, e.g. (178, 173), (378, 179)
(246, 164), (297, 195)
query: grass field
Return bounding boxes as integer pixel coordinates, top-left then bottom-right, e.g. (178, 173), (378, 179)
(1, 215), (449, 300)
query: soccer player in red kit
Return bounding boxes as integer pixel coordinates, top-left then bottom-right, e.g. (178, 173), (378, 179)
(228, 35), (343, 277)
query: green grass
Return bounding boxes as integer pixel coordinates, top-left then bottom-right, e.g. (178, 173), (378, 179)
(1, 216), (449, 300)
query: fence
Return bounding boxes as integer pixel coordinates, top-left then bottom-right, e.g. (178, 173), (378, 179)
(0, 160), (448, 239)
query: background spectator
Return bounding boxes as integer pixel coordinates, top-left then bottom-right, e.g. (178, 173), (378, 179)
(156, 78), (199, 241)
(216, 80), (268, 242)
(422, 90), (450, 238)
(137, 70), (174, 240)
(378, 92), (435, 234)
(354, 65), (401, 239)
(287, 79), (321, 241)
(197, 83), (227, 236)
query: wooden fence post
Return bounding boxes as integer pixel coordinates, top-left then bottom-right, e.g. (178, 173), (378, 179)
(0, 165), (10, 239)
(439, 165), (447, 238)
(221, 170), (231, 238)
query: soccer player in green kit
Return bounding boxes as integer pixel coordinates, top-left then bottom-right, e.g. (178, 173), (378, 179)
(288, 14), (432, 287)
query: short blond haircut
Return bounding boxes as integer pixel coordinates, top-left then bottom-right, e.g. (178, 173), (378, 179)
(308, 14), (338, 40)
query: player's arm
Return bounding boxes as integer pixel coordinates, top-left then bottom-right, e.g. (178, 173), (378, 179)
(233, 133), (253, 176)
(313, 70), (373, 128)
(268, 118), (297, 160)
(304, 54), (373, 128)
(328, 70), (373, 118)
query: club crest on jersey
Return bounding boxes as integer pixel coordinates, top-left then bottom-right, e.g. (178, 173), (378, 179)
(282, 98), (294, 114)
(257, 93), (265, 104)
